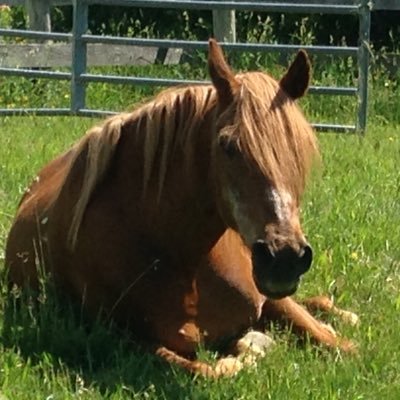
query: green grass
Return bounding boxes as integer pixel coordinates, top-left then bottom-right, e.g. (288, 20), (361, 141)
(0, 64), (400, 398)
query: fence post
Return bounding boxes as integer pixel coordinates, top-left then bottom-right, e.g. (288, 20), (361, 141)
(25, 0), (51, 32)
(356, 0), (371, 133)
(212, 5), (236, 42)
(71, 0), (88, 113)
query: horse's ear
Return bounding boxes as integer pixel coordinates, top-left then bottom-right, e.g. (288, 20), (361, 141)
(208, 38), (239, 107)
(279, 50), (311, 100)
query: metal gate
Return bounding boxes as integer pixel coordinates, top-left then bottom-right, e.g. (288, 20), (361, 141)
(0, 0), (372, 132)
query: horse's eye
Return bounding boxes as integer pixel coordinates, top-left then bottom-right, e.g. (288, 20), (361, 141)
(218, 135), (239, 158)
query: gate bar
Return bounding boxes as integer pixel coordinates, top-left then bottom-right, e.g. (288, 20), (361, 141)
(356, 0), (371, 133)
(86, 0), (359, 15)
(82, 35), (359, 56)
(71, 0), (88, 112)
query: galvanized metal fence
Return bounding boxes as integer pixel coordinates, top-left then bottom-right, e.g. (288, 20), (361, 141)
(0, 0), (372, 132)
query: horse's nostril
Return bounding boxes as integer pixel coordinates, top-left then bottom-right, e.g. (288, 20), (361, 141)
(298, 244), (313, 274)
(252, 241), (312, 277)
(252, 240), (274, 267)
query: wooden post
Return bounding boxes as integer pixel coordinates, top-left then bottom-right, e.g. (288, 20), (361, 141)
(212, 9), (236, 42)
(25, 0), (51, 32)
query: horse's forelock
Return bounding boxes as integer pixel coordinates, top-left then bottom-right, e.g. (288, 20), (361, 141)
(233, 72), (319, 200)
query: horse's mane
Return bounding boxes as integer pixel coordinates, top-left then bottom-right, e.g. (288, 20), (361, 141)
(63, 84), (215, 248)
(61, 71), (318, 249)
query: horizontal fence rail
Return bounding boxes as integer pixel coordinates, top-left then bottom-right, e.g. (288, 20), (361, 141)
(0, 0), (373, 133)
(3, 0), (398, 10)
(86, 0), (361, 14)
(0, 67), (70, 80)
(0, 28), (71, 41)
(83, 35), (360, 56)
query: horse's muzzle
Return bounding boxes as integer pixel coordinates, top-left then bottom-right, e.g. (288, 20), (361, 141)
(251, 240), (312, 299)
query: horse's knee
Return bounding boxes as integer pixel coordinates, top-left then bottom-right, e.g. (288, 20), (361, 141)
(301, 295), (360, 326)
(301, 295), (334, 312)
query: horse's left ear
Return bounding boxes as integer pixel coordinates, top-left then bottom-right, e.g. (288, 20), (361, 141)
(279, 50), (311, 100)
(208, 38), (240, 108)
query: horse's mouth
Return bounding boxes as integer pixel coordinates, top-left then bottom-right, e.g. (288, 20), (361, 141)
(254, 277), (299, 299)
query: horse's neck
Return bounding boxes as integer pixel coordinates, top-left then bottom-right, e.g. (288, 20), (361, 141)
(108, 114), (225, 262)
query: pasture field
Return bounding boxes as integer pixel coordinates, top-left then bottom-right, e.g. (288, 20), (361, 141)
(0, 67), (399, 398)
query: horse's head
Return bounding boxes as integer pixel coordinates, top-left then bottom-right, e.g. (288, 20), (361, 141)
(208, 39), (318, 299)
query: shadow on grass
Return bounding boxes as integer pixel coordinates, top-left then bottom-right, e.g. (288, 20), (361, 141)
(0, 281), (200, 399)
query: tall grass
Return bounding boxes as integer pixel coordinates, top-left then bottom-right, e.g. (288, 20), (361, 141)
(0, 118), (399, 399)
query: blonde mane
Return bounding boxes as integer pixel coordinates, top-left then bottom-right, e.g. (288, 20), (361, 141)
(64, 84), (216, 248)
(63, 71), (318, 249)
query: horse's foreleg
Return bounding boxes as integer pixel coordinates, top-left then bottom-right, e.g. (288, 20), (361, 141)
(155, 346), (244, 378)
(155, 329), (276, 378)
(260, 297), (357, 353)
(300, 295), (360, 326)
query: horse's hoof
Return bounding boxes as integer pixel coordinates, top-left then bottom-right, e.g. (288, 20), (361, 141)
(337, 310), (360, 326)
(214, 356), (243, 377)
(234, 330), (276, 358)
(339, 339), (359, 354)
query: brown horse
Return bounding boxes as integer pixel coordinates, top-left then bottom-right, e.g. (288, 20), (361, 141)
(5, 39), (357, 377)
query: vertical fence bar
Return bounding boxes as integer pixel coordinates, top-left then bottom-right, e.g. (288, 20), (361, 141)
(212, 1), (236, 42)
(356, 0), (371, 133)
(71, 0), (88, 113)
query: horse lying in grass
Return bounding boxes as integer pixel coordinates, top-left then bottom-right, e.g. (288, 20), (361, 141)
(5, 39), (358, 378)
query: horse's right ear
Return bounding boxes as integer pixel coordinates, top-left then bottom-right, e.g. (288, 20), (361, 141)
(279, 50), (311, 100)
(208, 38), (239, 108)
